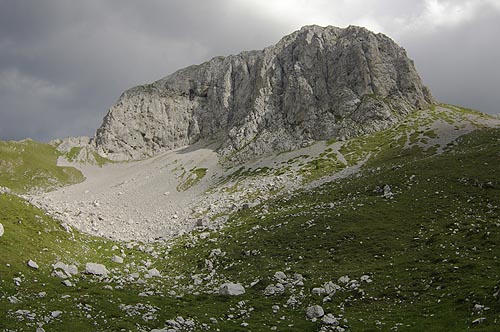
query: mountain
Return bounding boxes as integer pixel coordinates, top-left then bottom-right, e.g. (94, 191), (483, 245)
(94, 25), (435, 162)
(3, 25), (500, 332)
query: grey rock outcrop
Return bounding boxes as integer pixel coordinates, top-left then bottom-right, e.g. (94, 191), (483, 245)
(95, 25), (435, 162)
(51, 136), (101, 164)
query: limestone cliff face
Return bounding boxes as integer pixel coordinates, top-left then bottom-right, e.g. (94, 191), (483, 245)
(94, 25), (435, 161)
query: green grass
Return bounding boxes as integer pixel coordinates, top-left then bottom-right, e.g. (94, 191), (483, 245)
(65, 147), (83, 162)
(92, 151), (113, 167)
(155, 125), (500, 331)
(177, 167), (207, 191)
(0, 193), (170, 331)
(2, 106), (500, 331)
(299, 156), (345, 183)
(0, 140), (84, 193)
(64, 147), (114, 167)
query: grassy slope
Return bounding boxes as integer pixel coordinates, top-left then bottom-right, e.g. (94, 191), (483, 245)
(155, 125), (500, 331)
(0, 140), (84, 193)
(1, 107), (500, 331)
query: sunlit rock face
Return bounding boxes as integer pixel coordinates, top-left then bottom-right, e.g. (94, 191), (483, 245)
(95, 25), (435, 162)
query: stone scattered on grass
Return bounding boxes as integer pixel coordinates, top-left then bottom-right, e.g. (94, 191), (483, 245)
(62, 280), (73, 287)
(85, 263), (109, 277)
(51, 311), (62, 318)
(146, 268), (161, 278)
(27, 260), (39, 269)
(322, 313), (339, 326)
(306, 305), (325, 319)
(472, 317), (486, 325)
(219, 283), (245, 296)
(53, 262), (78, 278)
(111, 255), (124, 264)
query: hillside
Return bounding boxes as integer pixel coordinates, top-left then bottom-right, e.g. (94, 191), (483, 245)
(2, 105), (500, 331)
(0, 140), (84, 194)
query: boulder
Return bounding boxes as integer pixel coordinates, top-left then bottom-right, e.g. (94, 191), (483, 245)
(306, 305), (325, 319)
(85, 263), (109, 277)
(53, 262), (78, 278)
(219, 283), (245, 296)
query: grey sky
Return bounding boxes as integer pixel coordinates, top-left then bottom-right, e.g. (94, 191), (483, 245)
(1, 0), (499, 141)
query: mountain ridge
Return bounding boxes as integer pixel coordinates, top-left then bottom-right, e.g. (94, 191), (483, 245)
(93, 25), (435, 162)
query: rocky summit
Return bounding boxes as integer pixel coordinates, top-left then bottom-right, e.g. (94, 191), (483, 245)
(94, 25), (435, 162)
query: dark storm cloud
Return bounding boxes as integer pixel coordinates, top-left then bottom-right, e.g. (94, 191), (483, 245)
(401, 7), (500, 113)
(0, 0), (499, 141)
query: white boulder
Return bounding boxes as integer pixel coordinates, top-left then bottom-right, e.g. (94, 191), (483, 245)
(219, 283), (245, 296)
(85, 263), (109, 277)
(27, 260), (39, 269)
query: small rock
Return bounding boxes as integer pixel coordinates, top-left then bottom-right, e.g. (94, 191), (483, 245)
(0, 223), (4, 237)
(53, 262), (78, 278)
(111, 255), (123, 264)
(264, 283), (285, 296)
(382, 184), (394, 199)
(274, 271), (287, 281)
(472, 317), (486, 325)
(321, 313), (339, 326)
(147, 268), (161, 278)
(199, 232), (210, 240)
(62, 280), (73, 287)
(338, 276), (350, 284)
(473, 304), (484, 312)
(324, 281), (340, 295)
(27, 260), (39, 269)
(219, 283), (245, 296)
(306, 305), (324, 319)
(51, 310), (62, 318)
(360, 274), (372, 283)
(8, 296), (19, 303)
(312, 287), (326, 295)
(13, 277), (22, 286)
(60, 222), (72, 233)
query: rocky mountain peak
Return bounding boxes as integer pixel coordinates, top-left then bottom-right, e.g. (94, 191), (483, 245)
(94, 25), (435, 162)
